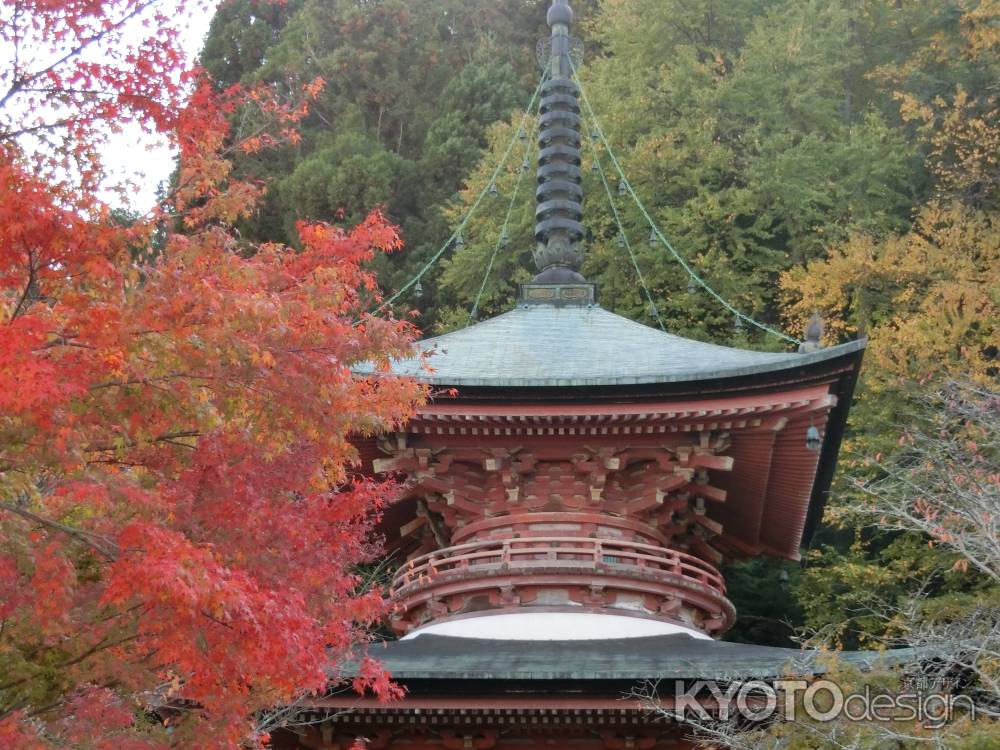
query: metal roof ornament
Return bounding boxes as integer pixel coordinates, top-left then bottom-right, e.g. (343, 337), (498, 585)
(798, 312), (825, 353)
(529, 0), (588, 287)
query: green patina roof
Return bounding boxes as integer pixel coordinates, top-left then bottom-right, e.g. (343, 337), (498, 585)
(354, 304), (865, 387)
(352, 634), (916, 681)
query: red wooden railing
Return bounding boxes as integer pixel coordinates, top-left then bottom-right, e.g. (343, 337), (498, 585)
(390, 536), (726, 596)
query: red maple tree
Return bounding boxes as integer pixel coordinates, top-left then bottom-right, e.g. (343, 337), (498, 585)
(0, 2), (424, 747)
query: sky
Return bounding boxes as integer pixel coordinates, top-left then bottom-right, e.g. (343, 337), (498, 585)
(0, 0), (218, 212)
(100, 6), (219, 210)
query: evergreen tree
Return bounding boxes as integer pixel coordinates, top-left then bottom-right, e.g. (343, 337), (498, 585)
(197, 0), (557, 326)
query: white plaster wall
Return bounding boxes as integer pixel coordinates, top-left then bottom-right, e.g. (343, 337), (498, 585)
(402, 612), (711, 641)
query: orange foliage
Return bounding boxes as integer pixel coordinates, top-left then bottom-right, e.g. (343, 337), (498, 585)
(0, 1), (424, 747)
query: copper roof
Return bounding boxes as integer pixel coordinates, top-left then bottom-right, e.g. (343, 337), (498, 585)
(355, 303), (865, 388)
(344, 633), (916, 681)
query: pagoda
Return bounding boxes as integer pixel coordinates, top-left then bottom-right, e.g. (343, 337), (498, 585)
(274, 2), (869, 748)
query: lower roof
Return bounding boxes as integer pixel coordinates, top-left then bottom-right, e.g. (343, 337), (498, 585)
(354, 633), (915, 681)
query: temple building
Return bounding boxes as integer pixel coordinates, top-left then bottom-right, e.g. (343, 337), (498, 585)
(275, 2), (874, 748)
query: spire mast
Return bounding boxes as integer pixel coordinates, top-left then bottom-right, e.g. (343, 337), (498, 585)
(528, 0), (589, 290)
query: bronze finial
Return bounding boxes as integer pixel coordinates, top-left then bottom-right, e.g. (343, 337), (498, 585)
(798, 313), (825, 353)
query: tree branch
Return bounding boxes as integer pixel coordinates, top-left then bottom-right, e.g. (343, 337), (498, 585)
(0, 0), (165, 111)
(0, 501), (119, 560)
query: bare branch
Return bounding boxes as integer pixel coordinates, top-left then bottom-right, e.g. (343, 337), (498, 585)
(0, 501), (119, 560)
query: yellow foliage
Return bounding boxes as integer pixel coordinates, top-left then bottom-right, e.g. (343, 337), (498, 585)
(781, 203), (999, 392)
(897, 87), (1000, 209)
(964, 0), (1000, 59)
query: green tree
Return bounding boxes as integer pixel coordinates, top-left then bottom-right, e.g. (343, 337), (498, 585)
(201, 0), (303, 88)
(197, 0), (552, 325)
(278, 110), (410, 231)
